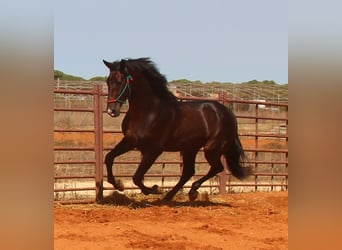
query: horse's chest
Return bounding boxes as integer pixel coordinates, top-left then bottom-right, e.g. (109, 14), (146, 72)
(124, 128), (139, 141)
(122, 112), (171, 147)
(123, 126), (152, 145)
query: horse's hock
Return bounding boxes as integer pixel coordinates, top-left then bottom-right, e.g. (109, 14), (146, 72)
(54, 81), (288, 203)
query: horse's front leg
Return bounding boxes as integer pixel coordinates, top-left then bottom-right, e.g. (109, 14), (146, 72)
(105, 137), (134, 191)
(132, 151), (162, 195)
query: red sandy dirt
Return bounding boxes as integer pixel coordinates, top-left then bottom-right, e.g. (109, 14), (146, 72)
(54, 191), (288, 250)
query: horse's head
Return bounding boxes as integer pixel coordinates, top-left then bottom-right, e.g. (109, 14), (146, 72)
(103, 59), (132, 117)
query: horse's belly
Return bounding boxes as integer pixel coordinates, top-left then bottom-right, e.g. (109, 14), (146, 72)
(164, 134), (206, 152)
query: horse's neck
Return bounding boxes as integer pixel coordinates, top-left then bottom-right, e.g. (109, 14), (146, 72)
(128, 80), (166, 113)
(128, 94), (162, 113)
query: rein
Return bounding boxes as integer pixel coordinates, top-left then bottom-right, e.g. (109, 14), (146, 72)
(107, 75), (133, 104)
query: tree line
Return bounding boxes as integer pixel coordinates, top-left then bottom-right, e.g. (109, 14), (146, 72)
(54, 70), (106, 81)
(54, 69), (285, 86)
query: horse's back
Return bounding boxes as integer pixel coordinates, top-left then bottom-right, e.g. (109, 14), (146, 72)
(178, 100), (236, 129)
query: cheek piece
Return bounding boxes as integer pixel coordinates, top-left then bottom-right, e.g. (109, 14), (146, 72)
(107, 75), (133, 104)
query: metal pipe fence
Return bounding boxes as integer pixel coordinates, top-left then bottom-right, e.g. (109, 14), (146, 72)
(54, 83), (288, 204)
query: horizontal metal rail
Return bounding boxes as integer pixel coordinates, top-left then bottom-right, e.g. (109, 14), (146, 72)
(54, 146), (95, 151)
(54, 129), (95, 133)
(54, 161), (96, 164)
(54, 107), (94, 112)
(54, 175), (95, 179)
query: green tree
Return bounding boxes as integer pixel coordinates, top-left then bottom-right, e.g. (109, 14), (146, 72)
(89, 76), (107, 81)
(54, 70), (86, 81)
(54, 70), (64, 80)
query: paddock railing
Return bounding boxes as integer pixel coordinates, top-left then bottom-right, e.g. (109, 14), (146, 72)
(54, 82), (288, 204)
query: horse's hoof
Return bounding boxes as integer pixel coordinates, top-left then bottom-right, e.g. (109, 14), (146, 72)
(115, 179), (124, 192)
(189, 190), (199, 201)
(152, 184), (162, 194)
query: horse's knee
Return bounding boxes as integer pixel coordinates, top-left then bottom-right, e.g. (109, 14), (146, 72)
(105, 152), (114, 165)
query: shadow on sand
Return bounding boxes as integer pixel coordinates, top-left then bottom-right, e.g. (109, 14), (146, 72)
(98, 191), (232, 209)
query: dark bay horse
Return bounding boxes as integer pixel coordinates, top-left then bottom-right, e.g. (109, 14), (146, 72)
(103, 58), (251, 201)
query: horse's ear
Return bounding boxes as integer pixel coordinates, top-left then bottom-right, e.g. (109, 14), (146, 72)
(103, 60), (112, 69)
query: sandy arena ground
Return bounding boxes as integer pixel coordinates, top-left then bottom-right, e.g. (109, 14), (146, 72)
(55, 191), (288, 250)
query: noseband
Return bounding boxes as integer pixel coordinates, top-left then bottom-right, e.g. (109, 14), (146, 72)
(107, 75), (133, 104)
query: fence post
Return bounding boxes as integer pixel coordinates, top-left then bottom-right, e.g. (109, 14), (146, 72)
(94, 84), (104, 202)
(254, 103), (259, 191)
(285, 105), (288, 191)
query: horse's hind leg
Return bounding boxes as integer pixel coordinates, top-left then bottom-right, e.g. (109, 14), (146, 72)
(189, 148), (224, 201)
(132, 150), (162, 195)
(163, 151), (197, 201)
(105, 137), (134, 191)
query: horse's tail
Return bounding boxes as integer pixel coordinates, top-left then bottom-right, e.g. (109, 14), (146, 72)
(223, 136), (252, 179)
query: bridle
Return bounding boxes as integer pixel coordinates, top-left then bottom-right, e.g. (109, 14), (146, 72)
(107, 74), (133, 104)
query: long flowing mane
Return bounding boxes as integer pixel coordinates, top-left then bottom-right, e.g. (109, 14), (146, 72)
(118, 58), (178, 103)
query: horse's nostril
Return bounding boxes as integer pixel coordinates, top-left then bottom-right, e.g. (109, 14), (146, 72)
(107, 107), (120, 117)
(106, 108), (113, 116)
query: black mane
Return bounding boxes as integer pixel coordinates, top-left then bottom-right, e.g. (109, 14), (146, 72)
(114, 58), (178, 103)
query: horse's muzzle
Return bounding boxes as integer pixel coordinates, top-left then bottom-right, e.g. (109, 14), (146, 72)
(107, 107), (120, 117)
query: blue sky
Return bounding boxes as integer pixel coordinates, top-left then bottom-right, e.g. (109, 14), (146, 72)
(54, 0), (288, 84)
